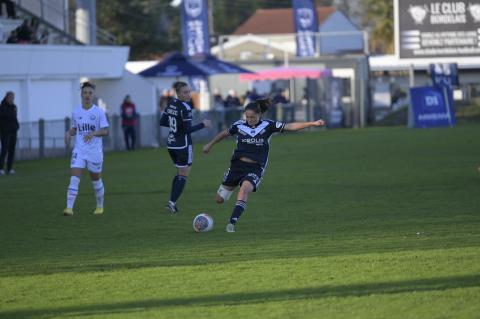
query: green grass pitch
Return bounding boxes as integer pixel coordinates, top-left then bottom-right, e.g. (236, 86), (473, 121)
(1, 125), (480, 318)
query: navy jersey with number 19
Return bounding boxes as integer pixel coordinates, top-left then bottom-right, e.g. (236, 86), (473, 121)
(159, 98), (205, 149)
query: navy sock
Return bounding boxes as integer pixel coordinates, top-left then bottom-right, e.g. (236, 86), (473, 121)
(229, 200), (247, 224)
(170, 175), (187, 203)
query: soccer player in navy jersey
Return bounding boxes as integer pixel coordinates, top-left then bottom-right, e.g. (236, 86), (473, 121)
(159, 81), (211, 213)
(202, 99), (325, 232)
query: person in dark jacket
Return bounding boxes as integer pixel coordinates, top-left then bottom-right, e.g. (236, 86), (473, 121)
(120, 95), (138, 150)
(0, 91), (19, 175)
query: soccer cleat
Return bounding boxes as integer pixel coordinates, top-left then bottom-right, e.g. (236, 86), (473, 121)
(93, 207), (104, 215)
(165, 201), (179, 214)
(63, 208), (74, 216)
(0, 169), (4, 176)
(7, 169), (15, 175)
(225, 223), (236, 233)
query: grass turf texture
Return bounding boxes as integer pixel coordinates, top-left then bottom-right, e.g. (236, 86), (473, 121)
(1, 125), (479, 319)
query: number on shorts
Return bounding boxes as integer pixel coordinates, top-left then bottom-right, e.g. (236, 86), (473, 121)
(168, 116), (177, 133)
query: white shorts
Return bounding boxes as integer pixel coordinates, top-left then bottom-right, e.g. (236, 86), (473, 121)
(71, 152), (103, 173)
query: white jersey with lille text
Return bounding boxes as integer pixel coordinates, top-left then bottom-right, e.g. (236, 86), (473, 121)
(71, 105), (109, 162)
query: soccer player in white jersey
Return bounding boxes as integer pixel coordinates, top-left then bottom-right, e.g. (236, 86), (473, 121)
(203, 99), (325, 232)
(63, 82), (109, 216)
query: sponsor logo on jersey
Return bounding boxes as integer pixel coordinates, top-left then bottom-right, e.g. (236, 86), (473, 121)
(241, 138), (264, 145)
(275, 121), (283, 128)
(77, 123), (96, 132)
(167, 134), (176, 144)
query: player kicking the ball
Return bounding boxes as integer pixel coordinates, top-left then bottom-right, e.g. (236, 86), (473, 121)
(63, 82), (109, 216)
(202, 99), (325, 232)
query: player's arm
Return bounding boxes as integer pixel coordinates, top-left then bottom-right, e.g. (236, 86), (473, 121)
(184, 118), (211, 133)
(64, 127), (77, 145)
(202, 129), (229, 154)
(284, 119), (325, 131)
(159, 112), (169, 127)
(83, 127), (108, 142)
(92, 127), (109, 137)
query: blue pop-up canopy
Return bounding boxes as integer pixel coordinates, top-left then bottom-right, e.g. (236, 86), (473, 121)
(139, 52), (211, 77)
(139, 52), (252, 77)
(192, 54), (253, 74)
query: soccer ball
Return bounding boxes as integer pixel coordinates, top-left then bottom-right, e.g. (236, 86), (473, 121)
(193, 213), (214, 232)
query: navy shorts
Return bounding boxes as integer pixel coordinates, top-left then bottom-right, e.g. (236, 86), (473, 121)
(168, 145), (193, 167)
(222, 159), (263, 191)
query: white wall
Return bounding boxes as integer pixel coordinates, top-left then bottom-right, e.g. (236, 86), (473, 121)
(0, 79), (78, 122)
(95, 70), (157, 115)
(28, 80), (76, 120)
(0, 44), (129, 78)
(0, 44), (129, 122)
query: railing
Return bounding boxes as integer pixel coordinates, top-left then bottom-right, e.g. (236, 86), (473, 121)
(14, 0), (116, 45)
(13, 104), (339, 161)
(13, 4), (83, 45)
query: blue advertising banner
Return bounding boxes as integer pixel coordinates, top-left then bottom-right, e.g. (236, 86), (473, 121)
(181, 0), (210, 56)
(429, 63), (459, 88)
(410, 86), (455, 128)
(292, 0), (318, 57)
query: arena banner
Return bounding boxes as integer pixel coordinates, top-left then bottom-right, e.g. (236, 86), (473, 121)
(410, 86), (455, 128)
(181, 0), (210, 56)
(292, 0), (319, 57)
(429, 63), (459, 87)
(395, 0), (480, 59)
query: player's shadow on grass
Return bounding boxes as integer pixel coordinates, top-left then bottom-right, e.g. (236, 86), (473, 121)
(1, 274), (479, 319)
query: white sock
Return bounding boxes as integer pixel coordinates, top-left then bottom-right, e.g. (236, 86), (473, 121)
(92, 179), (104, 208)
(67, 176), (80, 209)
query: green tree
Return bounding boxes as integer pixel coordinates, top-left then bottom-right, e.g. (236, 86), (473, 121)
(95, 0), (338, 60)
(362, 0), (394, 54)
(96, 0), (182, 60)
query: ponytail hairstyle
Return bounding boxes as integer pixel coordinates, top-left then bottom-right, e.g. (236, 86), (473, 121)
(81, 81), (96, 91)
(244, 98), (271, 114)
(172, 81), (188, 96)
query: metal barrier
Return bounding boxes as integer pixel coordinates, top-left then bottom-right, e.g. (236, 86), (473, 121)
(12, 104), (329, 161)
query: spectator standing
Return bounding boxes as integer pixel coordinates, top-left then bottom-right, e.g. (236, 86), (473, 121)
(120, 95), (138, 150)
(16, 19), (32, 43)
(6, 29), (17, 43)
(224, 90), (241, 108)
(272, 89), (289, 105)
(212, 88), (224, 110)
(0, 91), (19, 175)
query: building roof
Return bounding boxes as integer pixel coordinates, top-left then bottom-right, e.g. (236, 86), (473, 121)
(233, 7), (337, 35)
